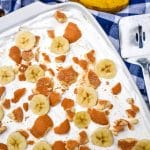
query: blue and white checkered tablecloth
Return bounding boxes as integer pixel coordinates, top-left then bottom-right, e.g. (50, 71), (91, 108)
(1, 0), (150, 105)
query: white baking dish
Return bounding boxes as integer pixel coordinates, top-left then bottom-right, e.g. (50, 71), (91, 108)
(0, 2), (150, 150)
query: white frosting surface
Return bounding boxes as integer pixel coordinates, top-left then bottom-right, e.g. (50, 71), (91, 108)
(0, 7), (150, 150)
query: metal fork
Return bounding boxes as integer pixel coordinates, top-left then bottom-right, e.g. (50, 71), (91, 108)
(137, 58), (150, 104)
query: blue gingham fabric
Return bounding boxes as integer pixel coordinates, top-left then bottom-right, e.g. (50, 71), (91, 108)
(1, 0), (150, 105)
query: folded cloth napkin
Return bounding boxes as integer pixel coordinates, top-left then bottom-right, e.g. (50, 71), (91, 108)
(0, 0), (150, 105)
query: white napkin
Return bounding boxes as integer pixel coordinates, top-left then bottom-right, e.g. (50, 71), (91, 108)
(119, 13), (150, 58)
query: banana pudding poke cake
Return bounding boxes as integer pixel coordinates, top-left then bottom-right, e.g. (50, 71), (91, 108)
(0, 9), (150, 150)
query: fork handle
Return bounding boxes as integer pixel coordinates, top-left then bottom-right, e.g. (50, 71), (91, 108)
(143, 70), (150, 105)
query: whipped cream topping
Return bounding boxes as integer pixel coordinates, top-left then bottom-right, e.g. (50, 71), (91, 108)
(0, 6), (150, 150)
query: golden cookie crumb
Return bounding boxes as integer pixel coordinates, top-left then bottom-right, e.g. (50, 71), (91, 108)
(131, 104), (140, 113)
(11, 88), (26, 103)
(22, 50), (33, 62)
(65, 140), (79, 150)
(36, 77), (53, 96)
(88, 108), (109, 125)
(61, 98), (74, 110)
(118, 138), (137, 150)
(0, 143), (8, 150)
(86, 50), (95, 63)
(52, 141), (66, 150)
(3, 99), (10, 109)
(72, 57), (88, 70)
(87, 70), (101, 89)
(39, 64), (47, 71)
(112, 82), (122, 95)
(47, 30), (55, 39)
(97, 99), (113, 110)
(57, 66), (78, 86)
(79, 130), (89, 144)
(66, 109), (75, 121)
(63, 22), (81, 43)
(19, 64), (28, 73)
(35, 35), (40, 47)
(79, 146), (90, 150)
(54, 10), (67, 23)
(18, 73), (26, 81)
(54, 119), (70, 134)
(49, 91), (61, 106)
(48, 68), (55, 76)
(126, 109), (136, 118)
(9, 46), (22, 64)
(18, 130), (29, 139)
(23, 102), (28, 112)
(10, 107), (24, 122)
(0, 86), (5, 98)
(27, 140), (35, 145)
(55, 55), (66, 63)
(30, 114), (53, 138)
(42, 53), (51, 62)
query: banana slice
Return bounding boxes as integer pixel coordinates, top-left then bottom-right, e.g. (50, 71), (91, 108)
(95, 59), (117, 79)
(25, 65), (45, 83)
(15, 30), (36, 51)
(0, 66), (15, 85)
(91, 127), (114, 147)
(76, 86), (97, 107)
(33, 141), (52, 150)
(0, 106), (4, 121)
(7, 132), (27, 150)
(50, 36), (69, 54)
(132, 139), (150, 150)
(30, 94), (50, 115)
(73, 111), (91, 128)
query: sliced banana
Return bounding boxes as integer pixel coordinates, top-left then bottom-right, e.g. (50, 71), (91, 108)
(25, 65), (45, 83)
(73, 111), (91, 128)
(15, 30), (36, 51)
(50, 36), (69, 54)
(91, 127), (114, 147)
(30, 94), (50, 115)
(0, 66), (15, 85)
(132, 139), (150, 150)
(95, 59), (117, 79)
(7, 132), (27, 150)
(76, 86), (97, 107)
(33, 141), (52, 150)
(0, 106), (4, 121)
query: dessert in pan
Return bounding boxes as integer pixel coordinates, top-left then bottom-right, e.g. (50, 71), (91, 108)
(0, 8), (150, 150)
